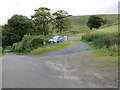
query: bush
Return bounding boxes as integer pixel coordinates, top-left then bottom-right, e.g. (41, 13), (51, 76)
(12, 42), (23, 53)
(0, 46), (3, 53)
(93, 33), (118, 48)
(82, 32), (118, 49)
(12, 35), (44, 53)
(2, 14), (34, 47)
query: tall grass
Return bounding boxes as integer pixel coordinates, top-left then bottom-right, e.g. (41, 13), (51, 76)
(82, 25), (118, 56)
(12, 35), (44, 53)
(12, 34), (71, 56)
(29, 40), (71, 55)
(0, 46), (6, 56)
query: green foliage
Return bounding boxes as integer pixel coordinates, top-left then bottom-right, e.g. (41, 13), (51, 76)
(82, 25), (118, 56)
(52, 10), (71, 33)
(82, 33), (118, 48)
(87, 15), (106, 30)
(29, 40), (71, 55)
(12, 35), (44, 53)
(5, 46), (12, 50)
(0, 46), (6, 56)
(12, 35), (71, 56)
(31, 7), (52, 36)
(2, 14), (33, 47)
(68, 14), (118, 26)
(0, 46), (3, 54)
(66, 14), (118, 34)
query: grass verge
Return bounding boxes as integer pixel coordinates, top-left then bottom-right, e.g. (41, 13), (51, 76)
(81, 40), (118, 57)
(81, 25), (118, 56)
(0, 46), (6, 56)
(13, 40), (71, 56)
(29, 40), (71, 56)
(0, 52), (6, 56)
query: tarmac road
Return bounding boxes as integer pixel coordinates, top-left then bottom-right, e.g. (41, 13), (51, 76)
(2, 38), (118, 88)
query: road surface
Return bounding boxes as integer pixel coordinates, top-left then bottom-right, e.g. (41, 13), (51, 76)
(2, 37), (118, 88)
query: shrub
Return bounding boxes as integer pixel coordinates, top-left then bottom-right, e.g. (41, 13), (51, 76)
(12, 42), (23, 53)
(82, 32), (118, 50)
(83, 32), (118, 47)
(0, 46), (3, 53)
(82, 31), (118, 56)
(12, 35), (44, 53)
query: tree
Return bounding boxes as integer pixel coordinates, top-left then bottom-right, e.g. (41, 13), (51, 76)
(2, 14), (33, 47)
(31, 7), (52, 36)
(87, 15), (106, 30)
(52, 10), (71, 33)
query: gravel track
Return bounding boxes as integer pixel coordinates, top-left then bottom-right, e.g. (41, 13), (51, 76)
(2, 36), (118, 88)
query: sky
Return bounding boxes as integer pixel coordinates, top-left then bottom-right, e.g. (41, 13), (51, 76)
(0, 0), (119, 25)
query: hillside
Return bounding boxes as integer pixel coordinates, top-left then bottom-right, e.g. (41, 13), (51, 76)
(68, 14), (118, 26)
(67, 14), (118, 33)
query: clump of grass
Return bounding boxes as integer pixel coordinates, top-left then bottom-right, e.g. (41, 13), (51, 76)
(0, 46), (6, 56)
(5, 46), (12, 50)
(83, 32), (118, 48)
(82, 25), (118, 56)
(29, 40), (71, 56)
(12, 35), (44, 53)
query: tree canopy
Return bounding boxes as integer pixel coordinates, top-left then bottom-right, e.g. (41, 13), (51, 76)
(52, 10), (71, 33)
(2, 14), (33, 47)
(87, 15), (106, 30)
(2, 7), (71, 48)
(31, 7), (52, 35)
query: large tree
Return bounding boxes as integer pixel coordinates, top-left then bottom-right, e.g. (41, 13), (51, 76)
(87, 15), (106, 30)
(52, 10), (71, 33)
(31, 7), (52, 36)
(2, 14), (33, 47)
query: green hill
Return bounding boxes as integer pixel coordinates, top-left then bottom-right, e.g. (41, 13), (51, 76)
(68, 14), (118, 26)
(67, 14), (118, 33)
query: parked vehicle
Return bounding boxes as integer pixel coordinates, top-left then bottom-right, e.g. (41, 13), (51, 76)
(48, 36), (64, 44)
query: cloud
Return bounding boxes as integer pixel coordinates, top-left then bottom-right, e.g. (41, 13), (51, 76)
(0, 0), (119, 25)
(102, 1), (118, 14)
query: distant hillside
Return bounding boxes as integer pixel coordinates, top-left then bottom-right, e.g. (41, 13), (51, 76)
(68, 14), (118, 27)
(67, 14), (118, 33)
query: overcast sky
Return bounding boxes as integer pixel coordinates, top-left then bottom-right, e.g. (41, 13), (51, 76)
(0, 0), (119, 25)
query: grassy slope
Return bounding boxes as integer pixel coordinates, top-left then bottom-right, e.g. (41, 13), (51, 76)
(82, 25), (118, 56)
(68, 14), (118, 26)
(67, 14), (118, 34)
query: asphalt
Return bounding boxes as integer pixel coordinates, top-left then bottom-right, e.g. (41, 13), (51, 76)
(2, 38), (118, 88)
